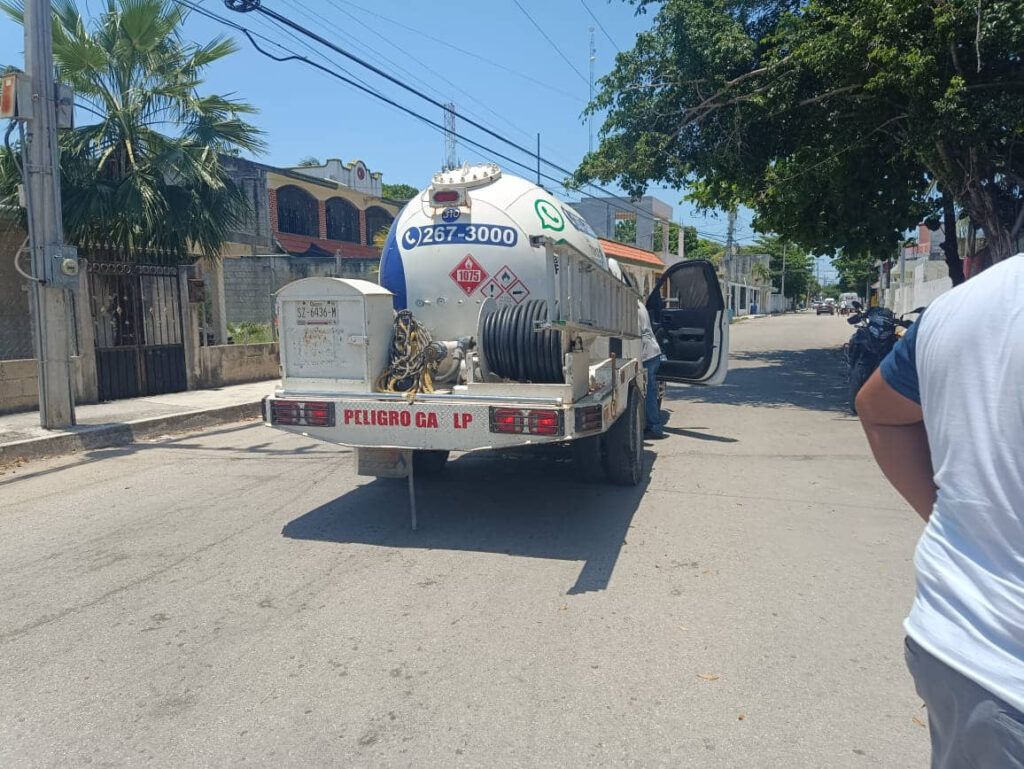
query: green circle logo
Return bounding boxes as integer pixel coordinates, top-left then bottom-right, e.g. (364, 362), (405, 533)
(534, 199), (565, 231)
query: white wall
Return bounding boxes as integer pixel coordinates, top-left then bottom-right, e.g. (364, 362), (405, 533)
(888, 260), (952, 313)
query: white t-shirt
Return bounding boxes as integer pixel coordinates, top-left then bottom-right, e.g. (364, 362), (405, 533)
(638, 302), (662, 362)
(882, 255), (1024, 711)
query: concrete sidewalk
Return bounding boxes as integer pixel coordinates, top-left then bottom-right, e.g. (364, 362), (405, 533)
(0, 380), (277, 466)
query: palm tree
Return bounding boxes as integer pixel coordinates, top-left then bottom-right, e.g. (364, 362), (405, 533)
(0, 0), (264, 258)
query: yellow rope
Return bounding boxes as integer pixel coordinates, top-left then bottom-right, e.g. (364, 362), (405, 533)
(376, 310), (436, 395)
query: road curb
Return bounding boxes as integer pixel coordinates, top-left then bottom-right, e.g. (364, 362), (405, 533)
(0, 401), (263, 467)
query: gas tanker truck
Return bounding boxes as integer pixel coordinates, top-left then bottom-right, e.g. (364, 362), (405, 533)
(264, 164), (728, 522)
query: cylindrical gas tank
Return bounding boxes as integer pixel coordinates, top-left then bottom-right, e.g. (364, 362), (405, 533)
(378, 164), (608, 340)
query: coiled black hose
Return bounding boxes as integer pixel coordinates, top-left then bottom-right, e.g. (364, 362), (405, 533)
(482, 300), (563, 383)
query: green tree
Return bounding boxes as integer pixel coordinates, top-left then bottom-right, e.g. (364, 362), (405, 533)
(833, 251), (879, 294)
(752, 234), (814, 300)
(296, 156), (321, 167)
(614, 217), (724, 261)
(576, 0), (1024, 276)
(381, 183), (419, 201)
(0, 0), (264, 257)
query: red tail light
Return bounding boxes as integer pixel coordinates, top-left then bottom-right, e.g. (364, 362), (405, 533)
(270, 400), (335, 427)
(490, 408), (525, 434)
(489, 407), (563, 437)
(431, 189), (460, 205)
(528, 410), (561, 435)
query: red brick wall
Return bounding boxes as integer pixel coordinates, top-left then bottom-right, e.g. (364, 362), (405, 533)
(268, 188), (279, 232)
(318, 200), (327, 239)
(358, 209), (367, 246)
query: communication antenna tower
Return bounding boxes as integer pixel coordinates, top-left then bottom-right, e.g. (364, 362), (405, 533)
(588, 27), (596, 153)
(443, 102), (458, 171)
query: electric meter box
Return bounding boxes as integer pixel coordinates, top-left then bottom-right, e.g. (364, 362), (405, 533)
(276, 277), (393, 391)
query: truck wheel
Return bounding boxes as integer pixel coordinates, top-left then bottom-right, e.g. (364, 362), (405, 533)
(413, 450), (449, 475)
(571, 434), (606, 482)
(603, 386), (644, 486)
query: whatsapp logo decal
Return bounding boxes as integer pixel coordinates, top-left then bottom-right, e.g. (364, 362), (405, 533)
(534, 199), (565, 231)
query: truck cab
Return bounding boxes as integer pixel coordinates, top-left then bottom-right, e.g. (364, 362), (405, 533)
(647, 259), (728, 385)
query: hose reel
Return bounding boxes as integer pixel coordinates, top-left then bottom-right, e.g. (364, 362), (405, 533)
(480, 300), (563, 383)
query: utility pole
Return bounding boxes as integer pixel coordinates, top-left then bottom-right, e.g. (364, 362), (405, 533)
(588, 27), (595, 153)
(24, 0), (75, 428)
(536, 133), (541, 186)
(725, 208), (737, 260)
(780, 242), (787, 312)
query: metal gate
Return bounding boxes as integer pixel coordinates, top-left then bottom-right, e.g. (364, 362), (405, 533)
(88, 261), (187, 401)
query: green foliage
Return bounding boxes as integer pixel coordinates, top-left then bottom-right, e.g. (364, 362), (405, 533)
(613, 217), (724, 261)
(751, 233), (814, 299)
(577, 0), (1024, 268)
(381, 183), (419, 201)
(227, 322), (274, 345)
(833, 251), (878, 293)
(0, 0), (264, 257)
(296, 156), (321, 167)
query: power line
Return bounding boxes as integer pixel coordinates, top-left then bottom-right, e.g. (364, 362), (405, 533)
(176, 0), (575, 188)
(320, 0), (541, 147)
(511, 0), (589, 86)
(219, 1), (677, 230)
(579, 0), (620, 53)
(199, 1), (690, 237)
(329, 0), (586, 104)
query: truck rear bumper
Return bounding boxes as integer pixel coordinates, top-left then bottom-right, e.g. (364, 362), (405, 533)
(263, 392), (607, 452)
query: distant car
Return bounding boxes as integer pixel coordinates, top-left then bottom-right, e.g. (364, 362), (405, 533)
(817, 301), (836, 315)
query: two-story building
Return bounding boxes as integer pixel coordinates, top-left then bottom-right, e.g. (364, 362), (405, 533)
(205, 156), (404, 342)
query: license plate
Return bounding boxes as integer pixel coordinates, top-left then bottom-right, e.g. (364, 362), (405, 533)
(294, 300), (338, 325)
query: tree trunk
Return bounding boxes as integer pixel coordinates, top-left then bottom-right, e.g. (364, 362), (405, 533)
(940, 195), (965, 286)
(963, 186), (1018, 266)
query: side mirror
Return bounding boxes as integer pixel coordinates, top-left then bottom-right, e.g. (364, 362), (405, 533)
(910, 306), (926, 315)
(847, 315), (860, 325)
(851, 301), (863, 310)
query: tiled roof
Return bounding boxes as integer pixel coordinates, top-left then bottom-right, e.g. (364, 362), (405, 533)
(598, 238), (666, 269)
(275, 232), (379, 260)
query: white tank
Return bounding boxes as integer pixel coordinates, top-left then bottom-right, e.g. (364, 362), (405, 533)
(378, 164), (608, 341)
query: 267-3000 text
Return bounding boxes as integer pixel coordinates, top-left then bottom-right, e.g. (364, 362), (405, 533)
(402, 223), (517, 249)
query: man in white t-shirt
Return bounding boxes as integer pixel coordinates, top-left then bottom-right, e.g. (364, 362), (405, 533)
(638, 300), (666, 439)
(856, 255), (1024, 768)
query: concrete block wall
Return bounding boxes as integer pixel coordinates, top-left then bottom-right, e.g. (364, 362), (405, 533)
(223, 255), (377, 326)
(198, 342), (280, 389)
(0, 356), (92, 415)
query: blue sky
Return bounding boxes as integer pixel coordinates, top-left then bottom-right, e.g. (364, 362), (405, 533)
(0, 0), (838, 279)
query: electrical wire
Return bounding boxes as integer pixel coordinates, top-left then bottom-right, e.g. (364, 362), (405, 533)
(12, 237), (42, 283)
(322, 0), (543, 148)
(580, 0), (621, 53)
(202, 1), (736, 243)
(511, 0), (589, 86)
(331, 0), (586, 103)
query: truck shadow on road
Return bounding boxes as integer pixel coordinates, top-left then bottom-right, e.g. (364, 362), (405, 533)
(666, 347), (849, 412)
(282, 448), (655, 595)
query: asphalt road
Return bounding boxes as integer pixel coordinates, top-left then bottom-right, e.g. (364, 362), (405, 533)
(0, 313), (929, 768)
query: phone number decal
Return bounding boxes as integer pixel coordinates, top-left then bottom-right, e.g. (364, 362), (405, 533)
(402, 224), (518, 249)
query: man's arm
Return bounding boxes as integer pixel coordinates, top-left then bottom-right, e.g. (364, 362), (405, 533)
(856, 370), (936, 520)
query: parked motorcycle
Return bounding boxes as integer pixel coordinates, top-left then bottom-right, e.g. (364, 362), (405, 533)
(845, 301), (924, 413)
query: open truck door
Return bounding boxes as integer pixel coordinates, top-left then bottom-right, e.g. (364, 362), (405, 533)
(647, 259), (729, 385)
